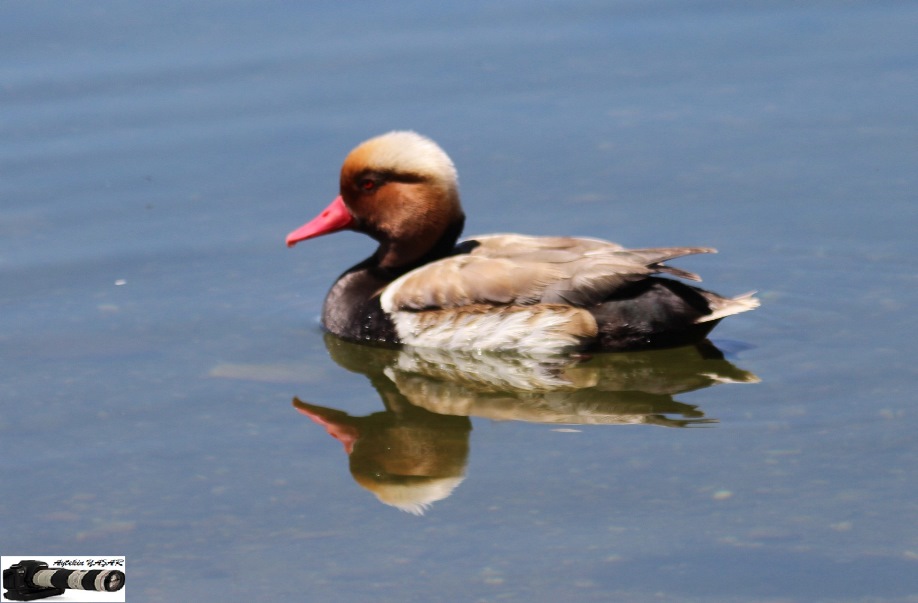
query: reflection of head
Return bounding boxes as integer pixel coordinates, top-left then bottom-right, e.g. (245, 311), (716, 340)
(349, 422), (470, 515)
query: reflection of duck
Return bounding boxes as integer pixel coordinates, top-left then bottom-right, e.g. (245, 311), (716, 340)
(295, 400), (470, 516)
(385, 343), (757, 426)
(286, 131), (758, 354)
(293, 335), (758, 513)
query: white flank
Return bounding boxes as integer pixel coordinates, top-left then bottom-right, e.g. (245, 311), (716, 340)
(390, 307), (593, 355)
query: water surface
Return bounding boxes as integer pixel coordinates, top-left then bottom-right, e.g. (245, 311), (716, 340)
(2, 2), (917, 601)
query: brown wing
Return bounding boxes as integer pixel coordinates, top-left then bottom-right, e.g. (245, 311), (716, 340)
(380, 233), (715, 312)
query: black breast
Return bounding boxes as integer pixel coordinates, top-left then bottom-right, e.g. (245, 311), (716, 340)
(321, 261), (399, 345)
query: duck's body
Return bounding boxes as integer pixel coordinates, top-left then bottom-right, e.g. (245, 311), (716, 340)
(287, 131), (757, 354)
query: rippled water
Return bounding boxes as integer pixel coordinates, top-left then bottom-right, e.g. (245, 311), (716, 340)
(2, 2), (917, 601)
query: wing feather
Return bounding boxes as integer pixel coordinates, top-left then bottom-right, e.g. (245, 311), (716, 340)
(380, 234), (716, 313)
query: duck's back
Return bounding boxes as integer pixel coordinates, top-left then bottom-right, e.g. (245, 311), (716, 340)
(375, 234), (757, 354)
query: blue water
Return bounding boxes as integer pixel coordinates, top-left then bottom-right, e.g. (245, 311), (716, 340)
(2, 2), (917, 601)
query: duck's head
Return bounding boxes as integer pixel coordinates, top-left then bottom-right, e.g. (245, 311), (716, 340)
(286, 131), (465, 268)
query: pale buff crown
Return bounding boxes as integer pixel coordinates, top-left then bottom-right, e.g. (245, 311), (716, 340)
(343, 131), (458, 187)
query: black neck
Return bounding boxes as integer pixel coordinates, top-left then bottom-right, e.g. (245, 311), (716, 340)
(371, 214), (466, 280)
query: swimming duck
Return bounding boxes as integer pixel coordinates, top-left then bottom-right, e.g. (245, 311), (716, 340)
(286, 131), (758, 354)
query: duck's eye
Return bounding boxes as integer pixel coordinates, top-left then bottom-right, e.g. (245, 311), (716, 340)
(359, 177), (378, 192)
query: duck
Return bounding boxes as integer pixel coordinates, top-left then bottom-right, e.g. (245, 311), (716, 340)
(286, 131), (758, 354)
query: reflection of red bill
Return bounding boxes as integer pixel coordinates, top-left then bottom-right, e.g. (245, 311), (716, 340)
(293, 398), (358, 454)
